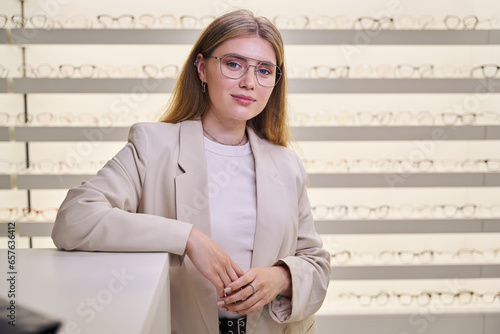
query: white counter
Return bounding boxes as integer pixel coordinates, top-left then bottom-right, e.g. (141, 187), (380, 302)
(0, 248), (170, 334)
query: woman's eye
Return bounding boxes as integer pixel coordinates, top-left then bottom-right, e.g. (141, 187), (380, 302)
(226, 61), (242, 69)
(257, 67), (272, 76)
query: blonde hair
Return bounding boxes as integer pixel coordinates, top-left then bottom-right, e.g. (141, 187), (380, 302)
(158, 9), (289, 147)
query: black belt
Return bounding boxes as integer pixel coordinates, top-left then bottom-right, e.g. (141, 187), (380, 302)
(219, 316), (246, 334)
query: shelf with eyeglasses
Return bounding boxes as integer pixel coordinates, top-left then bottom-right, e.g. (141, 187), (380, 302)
(318, 278), (500, 317)
(330, 264), (500, 280)
(1, 28), (500, 45)
(307, 173), (500, 187)
(314, 218), (500, 234)
(0, 78), (498, 94)
(8, 172), (500, 190)
(6, 125), (500, 141)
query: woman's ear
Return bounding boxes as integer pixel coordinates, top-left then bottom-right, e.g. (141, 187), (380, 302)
(195, 53), (206, 82)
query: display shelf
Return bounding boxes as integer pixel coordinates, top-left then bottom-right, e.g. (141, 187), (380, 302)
(8, 219), (500, 238)
(308, 173), (500, 187)
(0, 174), (12, 189)
(7, 78), (499, 94)
(0, 78), (8, 93)
(331, 264), (500, 280)
(11, 78), (176, 93)
(4, 29), (500, 45)
(0, 126), (10, 140)
(17, 221), (54, 237)
(16, 174), (95, 189)
(14, 126), (129, 141)
(288, 78), (497, 94)
(0, 28), (7, 44)
(12, 125), (500, 141)
(316, 314), (499, 334)
(292, 125), (500, 140)
(315, 219), (500, 234)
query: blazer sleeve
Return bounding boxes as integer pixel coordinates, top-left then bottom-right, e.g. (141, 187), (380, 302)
(269, 152), (331, 323)
(51, 123), (193, 254)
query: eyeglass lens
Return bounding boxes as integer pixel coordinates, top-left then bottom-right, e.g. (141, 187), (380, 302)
(218, 55), (280, 87)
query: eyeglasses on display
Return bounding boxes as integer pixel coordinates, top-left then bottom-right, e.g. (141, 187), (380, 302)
(331, 289), (500, 307)
(353, 16), (395, 30)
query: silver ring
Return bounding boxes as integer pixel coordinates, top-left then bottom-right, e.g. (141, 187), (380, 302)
(249, 283), (256, 295)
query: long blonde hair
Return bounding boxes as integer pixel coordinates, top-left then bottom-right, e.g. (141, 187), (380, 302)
(158, 9), (289, 147)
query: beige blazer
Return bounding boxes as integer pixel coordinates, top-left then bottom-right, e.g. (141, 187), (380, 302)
(52, 120), (330, 334)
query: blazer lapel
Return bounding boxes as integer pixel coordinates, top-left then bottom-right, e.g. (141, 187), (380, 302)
(246, 128), (287, 334)
(175, 120), (218, 333)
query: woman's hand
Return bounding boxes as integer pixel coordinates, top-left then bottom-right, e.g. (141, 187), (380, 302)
(185, 227), (245, 298)
(217, 266), (292, 315)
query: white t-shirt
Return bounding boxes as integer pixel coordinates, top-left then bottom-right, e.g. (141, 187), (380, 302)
(204, 136), (257, 318)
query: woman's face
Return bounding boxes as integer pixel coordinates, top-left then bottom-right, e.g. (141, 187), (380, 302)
(196, 35), (278, 127)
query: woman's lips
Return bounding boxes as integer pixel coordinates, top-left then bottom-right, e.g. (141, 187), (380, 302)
(232, 94), (255, 105)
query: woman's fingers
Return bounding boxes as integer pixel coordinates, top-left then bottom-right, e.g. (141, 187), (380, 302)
(185, 227), (243, 297)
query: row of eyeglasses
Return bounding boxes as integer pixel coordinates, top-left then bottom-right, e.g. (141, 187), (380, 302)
(325, 248), (500, 265)
(0, 64), (179, 79)
(1, 110), (498, 127)
(0, 159), (108, 174)
(290, 64), (500, 79)
(0, 111), (153, 126)
(1, 63), (499, 79)
(0, 207), (58, 221)
(0, 13), (216, 29)
(1, 13), (499, 30)
(326, 289), (500, 307)
(310, 203), (500, 219)
(293, 110), (500, 126)
(302, 158), (500, 173)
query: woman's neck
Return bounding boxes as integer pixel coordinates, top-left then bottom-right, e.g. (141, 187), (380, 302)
(201, 116), (248, 146)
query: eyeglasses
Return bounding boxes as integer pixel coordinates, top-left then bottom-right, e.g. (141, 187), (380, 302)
(303, 159), (350, 172)
(353, 205), (390, 219)
(355, 111), (393, 126)
(444, 15), (479, 30)
(59, 64), (97, 78)
(138, 14), (177, 28)
(379, 250), (442, 264)
(439, 112), (478, 125)
(311, 65), (350, 79)
(179, 15), (215, 28)
(353, 16), (394, 30)
(21, 207), (59, 221)
(207, 54), (282, 88)
(395, 64), (434, 78)
(434, 203), (477, 218)
(0, 208), (19, 221)
(332, 289), (500, 307)
(97, 14), (135, 29)
(272, 15), (310, 29)
(142, 64), (179, 78)
(310, 15), (350, 29)
(470, 64), (500, 78)
(311, 205), (348, 219)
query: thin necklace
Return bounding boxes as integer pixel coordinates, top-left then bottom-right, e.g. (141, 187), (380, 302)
(203, 127), (247, 146)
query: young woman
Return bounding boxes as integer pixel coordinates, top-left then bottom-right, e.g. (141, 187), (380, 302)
(52, 9), (330, 334)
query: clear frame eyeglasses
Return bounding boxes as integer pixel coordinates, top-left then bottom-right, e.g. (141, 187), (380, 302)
(206, 54), (282, 88)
